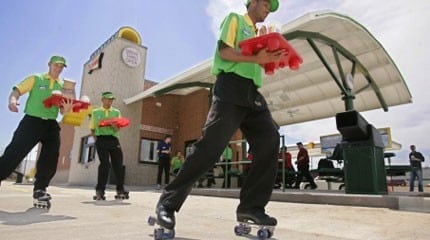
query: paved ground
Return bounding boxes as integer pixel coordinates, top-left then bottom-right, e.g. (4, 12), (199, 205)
(1, 181), (429, 240)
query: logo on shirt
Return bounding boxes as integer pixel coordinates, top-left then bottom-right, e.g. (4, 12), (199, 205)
(242, 28), (252, 37)
(39, 85), (48, 90)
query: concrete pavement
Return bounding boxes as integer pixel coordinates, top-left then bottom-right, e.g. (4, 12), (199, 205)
(1, 181), (429, 240)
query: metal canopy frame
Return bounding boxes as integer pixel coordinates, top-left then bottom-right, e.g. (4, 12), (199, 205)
(153, 81), (213, 97)
(285, 30), (388, 111)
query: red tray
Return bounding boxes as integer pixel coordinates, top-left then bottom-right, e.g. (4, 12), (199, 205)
(239, 32), (303, 74)
(99, 117), (130, 128)
(43, 95), (90, 112)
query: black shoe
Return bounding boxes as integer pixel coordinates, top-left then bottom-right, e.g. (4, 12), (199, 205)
(33, 189), (51, 201)
(156, 203), (175, 230)
(115, 189), (129, 199)
(93, 190), (106, 200)
(237, 210), (277, 226)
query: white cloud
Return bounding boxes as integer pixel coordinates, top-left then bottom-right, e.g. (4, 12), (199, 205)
(206, 0), (430, 165)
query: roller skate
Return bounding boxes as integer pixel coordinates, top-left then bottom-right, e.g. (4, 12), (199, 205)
(93, 190), (106, 201)
(114, 189), (129, 200)
(234, 211), (277, 239)
(148, 203), (175, 240)
(33, 189), (52, 209)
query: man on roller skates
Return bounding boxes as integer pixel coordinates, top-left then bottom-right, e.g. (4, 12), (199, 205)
(0, 56), (73, 209)
(151, 0), (283, 238)
(90, 92), (129, 200)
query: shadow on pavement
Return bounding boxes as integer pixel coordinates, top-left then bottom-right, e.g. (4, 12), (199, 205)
(0, 207), (76, 226)
(80, 200), (131, 206)
(147, 233), (201, 240)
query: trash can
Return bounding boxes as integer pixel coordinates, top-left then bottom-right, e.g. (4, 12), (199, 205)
(336, 110), (387, 194)
(16, 172), (24, 184)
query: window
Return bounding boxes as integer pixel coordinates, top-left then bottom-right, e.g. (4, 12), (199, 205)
(184, 140), (197, 158)
(79, 135), (96, 164)
(140, 138), (159, 163)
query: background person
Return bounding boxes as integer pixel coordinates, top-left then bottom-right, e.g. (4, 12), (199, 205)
(90, 92), (128, 200)
(409, 144), (425, 192)
(156, 135), (172, 190)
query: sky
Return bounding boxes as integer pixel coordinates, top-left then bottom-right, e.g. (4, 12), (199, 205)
(0, 0), (429, 166)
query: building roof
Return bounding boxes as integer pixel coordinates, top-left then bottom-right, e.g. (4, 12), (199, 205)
(124, 11), (412, 126)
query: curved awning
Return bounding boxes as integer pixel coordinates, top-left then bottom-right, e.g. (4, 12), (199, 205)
(124, 11), (412, 126)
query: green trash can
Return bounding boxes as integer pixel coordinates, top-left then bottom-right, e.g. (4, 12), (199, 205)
(336, 111), (387, 194)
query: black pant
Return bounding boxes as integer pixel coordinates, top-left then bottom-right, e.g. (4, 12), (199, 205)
(159, 100), (279, 213)
(157, 157), (171, 185)
(221, 159), (231, 188)
(95, 136), (124, 191)
(295, 165), (317, 188)
(0, 115), (60, 191)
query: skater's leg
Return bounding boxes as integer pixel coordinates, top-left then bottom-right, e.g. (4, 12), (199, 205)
(237, 108), (279, 214)
(95, 137), (111, 192)
(159, 101), (246, 212)
(108, 138), (125, 191)
(33, 121), (60, 191)
(0, 116), (41, 180)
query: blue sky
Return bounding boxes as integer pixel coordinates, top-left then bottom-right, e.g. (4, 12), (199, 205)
(0, 0), (429, 166)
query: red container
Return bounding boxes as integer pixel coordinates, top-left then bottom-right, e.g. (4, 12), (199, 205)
(239, 32), (303, 74)
(99, 117), (130, 128)
(43, 95), (91, 112)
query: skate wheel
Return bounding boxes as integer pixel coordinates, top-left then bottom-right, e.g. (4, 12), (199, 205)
(154, 228), (164, 240)
(243, 225), (251, 234)
(234, 225), (244, 236)
(268, 230), (274, 238)
(148, 216), (156, 226)
(257, 229), (270, 240)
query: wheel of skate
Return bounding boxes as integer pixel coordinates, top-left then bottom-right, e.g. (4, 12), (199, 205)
(165, 229), (175, 239)
(268, 229), (274, 238)
(153, 228), (164, 240)
(257, 229), (270, 240)
(243, 225), (251, 234)
(148, 216), (156, 226)
(234, 225), (244, 236)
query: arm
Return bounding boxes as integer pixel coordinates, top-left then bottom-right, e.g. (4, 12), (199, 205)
(218, 41), (286, 65)
(90, 129), (97, 141)
(8, 89), (21, 112)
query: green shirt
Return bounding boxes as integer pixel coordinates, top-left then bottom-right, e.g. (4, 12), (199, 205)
(15, 74), (63, 120)
(171, 157), (183, 171)
(222, 147), (233, 160)
(90, 106), (121, 138)
(211, 13), (263, 88)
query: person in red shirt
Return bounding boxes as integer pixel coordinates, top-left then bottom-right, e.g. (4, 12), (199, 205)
(293, 142), (317, 189)
(276, 146), (295, 188)
(278, 146), (294, 171)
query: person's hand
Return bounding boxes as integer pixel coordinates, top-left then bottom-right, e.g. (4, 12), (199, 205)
(60, 98), (75, 113)
(8, 100), (19, 112)
(255, 47), (287, 65)
(111, 124), (120, 131)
